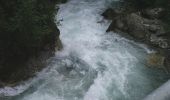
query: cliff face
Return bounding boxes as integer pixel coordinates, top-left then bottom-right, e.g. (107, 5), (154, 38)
(0, 0), (66, 86)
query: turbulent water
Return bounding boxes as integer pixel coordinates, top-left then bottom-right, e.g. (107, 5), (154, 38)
(0, 0), (170, 100)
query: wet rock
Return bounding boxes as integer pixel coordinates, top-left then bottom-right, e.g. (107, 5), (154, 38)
(164, 52), (170, 70)
(150, 34), (170, 48)
(103, 8), (170, 49)
(103, 7), (170, 73)
(147, 53), (165, 68)
(107, 13), (151, 39)
(0, 81), (4, 88)
(142, 8), (165, 19)
(107, 15), (128, 32)
(55, 56), (96, 77)
(102, 8), (121, 20)
(126, 13), (149, 39)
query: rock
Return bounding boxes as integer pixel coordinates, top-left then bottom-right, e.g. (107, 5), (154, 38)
(126, 13), (149, 39)
(116, 19), (125, 29)
(102, 8), (121, 20)
(0, 81), (4, 88)
(104, 8), (170, 49)
(106, 15), (128, 32)
(142, 8), (165, 19)
(150, 34), (170, 49)
(147, 53), (165, 67)
(107, 13), (151, 39)
(107, 12), (148, 38)
(55, 37), (63, 50)
(164, 52), (170, 70)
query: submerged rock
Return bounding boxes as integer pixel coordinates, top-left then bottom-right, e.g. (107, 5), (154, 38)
(146, 52), (170, 72)
(54, 55), (97, 78)
(147, 53), (165, 68)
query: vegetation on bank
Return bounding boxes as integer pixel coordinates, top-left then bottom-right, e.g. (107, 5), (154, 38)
(0, 0), (65, 82)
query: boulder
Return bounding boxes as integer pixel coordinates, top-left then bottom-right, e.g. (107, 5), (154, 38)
(102, 8), (121, 20)
(106, 15), (128, 32)
(126, 13), (149, 39)
(104, 8), (170, 49)
(142, 8), (165, 19)
(107, 13), (152, 39)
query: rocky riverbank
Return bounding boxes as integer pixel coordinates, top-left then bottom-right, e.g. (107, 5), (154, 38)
(102, 6), (170, 71)
(0, 0), (66, 87)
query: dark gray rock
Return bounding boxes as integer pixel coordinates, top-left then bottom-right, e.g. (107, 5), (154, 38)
(107, 15), (128, 32)
(142, 8), (165, 19)
(103, 7), (170, 70)
(164, 52), (170, 71)
(126, 13), (149, 39)
(104, 8), (170, 49)
(102, 8), (121, 20)
(150, 34), (170, 49)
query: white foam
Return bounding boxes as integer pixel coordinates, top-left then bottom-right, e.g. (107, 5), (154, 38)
(57, 0), (138, 99)
(0, 84), (29, 96)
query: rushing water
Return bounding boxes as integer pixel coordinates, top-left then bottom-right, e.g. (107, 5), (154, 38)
(0, 0), (170, 100)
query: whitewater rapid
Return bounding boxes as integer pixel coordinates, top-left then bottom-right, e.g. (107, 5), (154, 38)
(0, 0), (169, 100)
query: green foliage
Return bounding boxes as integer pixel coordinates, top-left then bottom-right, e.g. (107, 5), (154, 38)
(0, 0), (63, 78)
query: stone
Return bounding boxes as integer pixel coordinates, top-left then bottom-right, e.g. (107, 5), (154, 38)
(164, 52), (170, 70)
(102, 8), (121, 20)
(142, 8), (165, 19)
(147, 53), (165, 67)
(150, 34), (169, 49)
(0, 81), (4, 88)
(126, 13), (149, 39)
(104, 8), (170, 49)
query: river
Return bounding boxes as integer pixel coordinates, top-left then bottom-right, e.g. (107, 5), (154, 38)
(0, 0), (169, 100)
